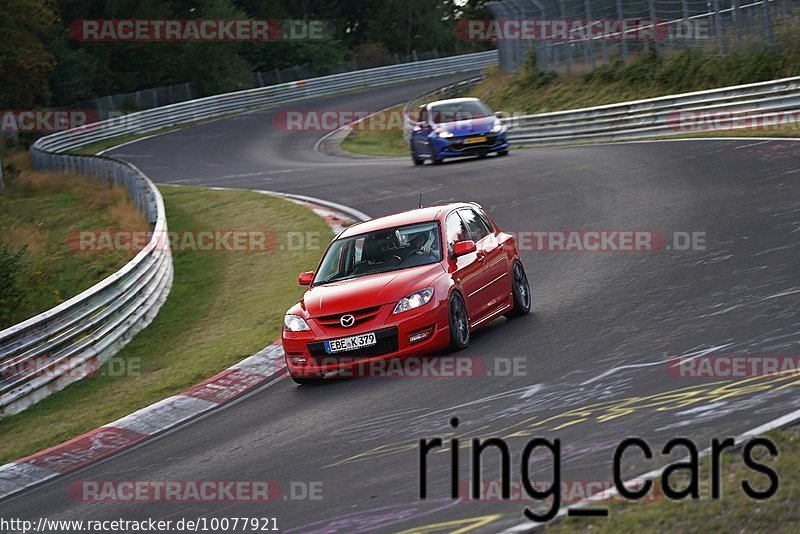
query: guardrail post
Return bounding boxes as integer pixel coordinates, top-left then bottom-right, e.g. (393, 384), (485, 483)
(680, 0), (690, 48)
(763, 0), (776, 50)
(584, 0), (596, 70)
(712, 0), (724, 54)
(732, 0), (743, 50)
(648, 0), (661, 55)
(616, 0), (629, 61)
(559, 0), (571, 75)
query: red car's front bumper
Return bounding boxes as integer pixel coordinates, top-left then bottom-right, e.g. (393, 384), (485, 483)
(282, 298), (451, 376)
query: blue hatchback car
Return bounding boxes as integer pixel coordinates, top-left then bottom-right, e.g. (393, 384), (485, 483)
(409, 97), (509, 165)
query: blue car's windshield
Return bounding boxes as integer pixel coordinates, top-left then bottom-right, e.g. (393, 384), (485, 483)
(314, 222), (442, 285)
(430, 101), (493, 124)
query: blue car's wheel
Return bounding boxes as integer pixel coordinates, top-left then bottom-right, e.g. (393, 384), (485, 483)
(410, 144), (424, 166)
(431, 145), (444, 165)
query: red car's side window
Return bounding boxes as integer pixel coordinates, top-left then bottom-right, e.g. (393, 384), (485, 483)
(445, 212), (469, 254)
(459, 208), (492, 242)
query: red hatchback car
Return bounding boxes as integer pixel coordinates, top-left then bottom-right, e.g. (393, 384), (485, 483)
(282, 202), (531, 384)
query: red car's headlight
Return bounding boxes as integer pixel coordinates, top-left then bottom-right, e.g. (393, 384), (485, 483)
(284, 314), (311, 332)
(393, 287), (434, 314)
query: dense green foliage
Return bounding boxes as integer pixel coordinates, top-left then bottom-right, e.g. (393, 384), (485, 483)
(0, 0), (491, 108)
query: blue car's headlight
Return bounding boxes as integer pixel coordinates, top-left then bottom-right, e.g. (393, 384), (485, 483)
(435, 128), (453, 138)
(491, 120), (504, 133)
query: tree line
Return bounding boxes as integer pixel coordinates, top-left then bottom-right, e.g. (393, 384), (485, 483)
(1, 0), (491, 109)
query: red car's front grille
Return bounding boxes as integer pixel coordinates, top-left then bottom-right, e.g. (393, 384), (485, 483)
(315, 306), (382, 328)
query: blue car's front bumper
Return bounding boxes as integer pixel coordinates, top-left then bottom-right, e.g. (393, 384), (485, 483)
(430, 131), (509, 158)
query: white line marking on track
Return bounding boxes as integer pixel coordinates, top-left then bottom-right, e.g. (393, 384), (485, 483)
(580, 344), (733, 386)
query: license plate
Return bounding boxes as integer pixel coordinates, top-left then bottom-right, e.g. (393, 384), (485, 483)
(324, 332), (378, 354)
(464, 136), (487, 144)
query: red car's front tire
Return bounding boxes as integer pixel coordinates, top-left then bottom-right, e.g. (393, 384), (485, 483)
(288, 366), (324, 385)
(506, 261), (532, 317)
(448, 292), (470, 350)
(290, 373), (323, 385)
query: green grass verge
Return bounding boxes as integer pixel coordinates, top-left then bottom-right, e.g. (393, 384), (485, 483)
(0, 152), (147, 328)
(547, 427), (799, 532)
(0, 185), (332, 463)
(340, 106), (409, 157)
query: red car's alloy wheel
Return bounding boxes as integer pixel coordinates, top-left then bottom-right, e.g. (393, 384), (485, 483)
(449, 293), (470, 349)
(507, 261), (532, 317)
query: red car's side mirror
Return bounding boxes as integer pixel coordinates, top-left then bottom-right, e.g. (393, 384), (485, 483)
(298, 271), (315, 285)
(453, 240), (477, 257)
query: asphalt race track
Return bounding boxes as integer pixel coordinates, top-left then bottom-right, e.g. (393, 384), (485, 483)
(3, 73), (800, 532)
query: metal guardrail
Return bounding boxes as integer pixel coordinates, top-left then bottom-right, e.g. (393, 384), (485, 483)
(41, 51), (498, 154)
(0, 152), (173, 417)
(0, 51), (499, 416)
(502, 75), (800, 145)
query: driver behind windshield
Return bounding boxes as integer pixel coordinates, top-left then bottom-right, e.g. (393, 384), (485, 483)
(400, 230), (437, 265)
(314, 222), (441, 284)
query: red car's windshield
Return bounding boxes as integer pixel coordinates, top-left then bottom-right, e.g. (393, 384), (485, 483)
(314, 222), (442, 285)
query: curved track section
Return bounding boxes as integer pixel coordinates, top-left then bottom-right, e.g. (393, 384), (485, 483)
(2, 74), (800, 533)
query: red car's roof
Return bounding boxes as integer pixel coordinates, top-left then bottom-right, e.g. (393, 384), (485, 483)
(338, 203), (473, 238)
